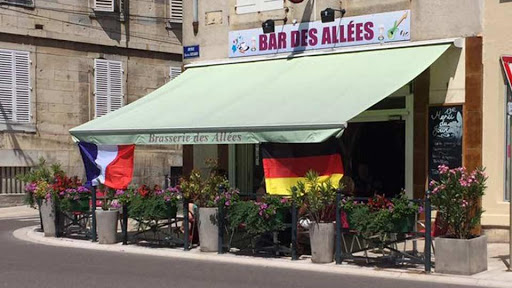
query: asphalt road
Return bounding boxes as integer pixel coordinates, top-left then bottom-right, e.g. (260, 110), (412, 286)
(0, 218), (480, 288)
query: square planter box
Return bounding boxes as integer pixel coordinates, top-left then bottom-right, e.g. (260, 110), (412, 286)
(435, 235), (487, 275)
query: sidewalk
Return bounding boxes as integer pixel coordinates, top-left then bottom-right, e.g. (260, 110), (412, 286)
(11, 223), (512, 288)
(0, 206), (39, 220)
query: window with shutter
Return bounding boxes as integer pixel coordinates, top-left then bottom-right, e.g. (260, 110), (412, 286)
(94, 0), (115, 12)
(94, 59), (123, 118)
(236, 0), (283, 14)
(0, 49), (31, 124)
(169, 67), (181, 81)
(170, 0), (183, 23)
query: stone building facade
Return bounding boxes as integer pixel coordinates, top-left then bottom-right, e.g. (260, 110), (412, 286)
(178, 0), (509, 241)
(0, 0), (183, 206)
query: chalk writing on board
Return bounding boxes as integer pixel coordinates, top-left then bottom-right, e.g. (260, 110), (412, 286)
(428, 105), (463, 181)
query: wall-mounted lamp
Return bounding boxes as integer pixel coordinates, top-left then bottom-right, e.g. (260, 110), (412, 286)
(261, 17), (288, 34)
(320, 8), (346, 23)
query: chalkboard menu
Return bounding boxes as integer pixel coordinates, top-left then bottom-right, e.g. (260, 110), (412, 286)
(428, 105), (463, 181)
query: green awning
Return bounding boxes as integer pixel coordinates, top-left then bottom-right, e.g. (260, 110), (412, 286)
(70, 43), (450, 145)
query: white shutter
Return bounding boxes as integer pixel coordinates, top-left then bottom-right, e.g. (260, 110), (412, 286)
(0, 50), (14, 122)
(94, 0), (114, 12)
(109, 61), (123, 112)
(170, 0), (183, 23)
(94, 59), (123, 118)
(94, 59), (109, 117)
(236, 0), (258, 14)
(14, 52), (30, 123)
(0, 49), (30, 123)
(169, 67), (181, 81)
(236, 0), (282, 14)
(260, 0), (283, 12)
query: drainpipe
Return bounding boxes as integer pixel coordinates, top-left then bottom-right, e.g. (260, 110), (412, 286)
(192, 0), (199, 35)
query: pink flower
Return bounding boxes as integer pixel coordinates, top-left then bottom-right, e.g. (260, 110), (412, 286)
(110, 200), (121, 209)
(461, 200), (468, 207)
(280, 198), (289, 204)
(438, 165), (449, 174)
(225, 200), (231, 207)
(115, 189), (125, 196)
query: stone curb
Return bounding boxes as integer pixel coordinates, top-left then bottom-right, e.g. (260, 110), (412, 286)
(13, 225), (509, 288)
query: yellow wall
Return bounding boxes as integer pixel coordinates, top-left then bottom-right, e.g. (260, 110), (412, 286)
(482, 0), (512, 228)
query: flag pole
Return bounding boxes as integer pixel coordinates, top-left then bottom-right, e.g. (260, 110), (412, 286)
(91, 185), (97, 242)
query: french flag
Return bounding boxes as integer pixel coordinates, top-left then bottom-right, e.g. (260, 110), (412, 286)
(78, 142), (135, 189)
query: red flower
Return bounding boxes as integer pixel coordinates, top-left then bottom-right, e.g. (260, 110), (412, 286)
(137, 185), (150, 198)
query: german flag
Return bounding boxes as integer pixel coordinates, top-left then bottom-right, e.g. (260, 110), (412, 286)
(261, 138), (344, 195)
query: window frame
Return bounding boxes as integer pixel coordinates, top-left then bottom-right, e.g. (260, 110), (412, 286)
(0, 48), (31, 125)
(169, 66), (181, 81)
(93, 0), (115, 12)
(169, 0), (183, 23)
(94, 59), (124, 118)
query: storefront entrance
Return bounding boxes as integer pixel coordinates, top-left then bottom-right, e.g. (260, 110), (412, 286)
(340, 121), (405, 198)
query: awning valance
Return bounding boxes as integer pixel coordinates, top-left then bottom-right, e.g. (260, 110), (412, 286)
(70, 43), (451, 145)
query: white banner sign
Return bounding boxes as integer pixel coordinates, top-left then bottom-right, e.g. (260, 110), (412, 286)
(229, 10), (410, 58)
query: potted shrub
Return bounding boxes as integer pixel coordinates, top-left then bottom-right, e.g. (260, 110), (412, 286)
(429, 165), (487, 275)
(128, 184), (181, 240)
(95, 186), (119, 244)
(292, 171), (338, 263)
(227, 195), (289, 251)
(18, 158), (65, 237)
(341, 192), (420, 239)
(180, 164), (229, 252)
(58, 184), (91, 214)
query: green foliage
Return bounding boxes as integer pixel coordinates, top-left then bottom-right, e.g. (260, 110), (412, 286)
(16, 158), (65, 208)
(291, 170), (339, 223)
(128, 185), (181, 222)
(227, 195), (291, 236)
(180, 160), (229, 208)
(342, 192), (419, 238)
(429, 166), (487, 239)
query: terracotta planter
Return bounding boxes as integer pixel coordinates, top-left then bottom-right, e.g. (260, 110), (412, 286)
(435, 235), (488, 275)
(198, 207), (218, 252)
(96, 209), (119, 244)
(309, 222), (335, 263)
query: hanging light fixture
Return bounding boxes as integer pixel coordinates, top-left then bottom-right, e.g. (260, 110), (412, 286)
(321, 7), (346, 23)
(262, 19), (276, 34)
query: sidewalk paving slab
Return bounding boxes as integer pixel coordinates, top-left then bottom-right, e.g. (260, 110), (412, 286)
(12, 225), (512, 288)
(0, 206), (39, 220)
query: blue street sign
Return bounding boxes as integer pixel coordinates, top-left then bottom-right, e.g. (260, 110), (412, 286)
(184, 45), (200, 59)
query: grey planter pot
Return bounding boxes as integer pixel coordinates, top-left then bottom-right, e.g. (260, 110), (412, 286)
(96, 210), (119, 244)
(40, 198), (57, 237)
(198, 207), (218, 252)
(435, 235), (488, 275)
(309, 222), (335, 263)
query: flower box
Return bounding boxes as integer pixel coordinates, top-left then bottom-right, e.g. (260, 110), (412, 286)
(69, 198), (90, 213)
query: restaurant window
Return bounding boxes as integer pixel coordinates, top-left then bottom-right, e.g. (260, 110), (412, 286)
(0, 49), (31, 124)
(232, 144), (264, 197)
(94, 59), (124, 117)
(235, 0), (283, 14)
